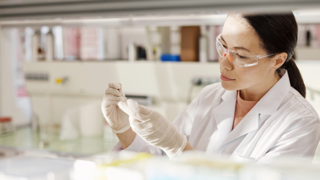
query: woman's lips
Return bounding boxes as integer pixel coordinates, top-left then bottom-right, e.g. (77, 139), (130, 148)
(220, 74), (235, 81)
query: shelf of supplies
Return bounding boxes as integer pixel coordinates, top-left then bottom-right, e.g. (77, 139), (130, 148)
(24, 59), (320, 65)
(25, 60), (220, 64)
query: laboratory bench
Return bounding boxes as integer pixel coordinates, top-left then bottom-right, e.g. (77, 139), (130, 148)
(0, 126), (118, 158)
(1, 126), (320, 180)
(2, 125), (320, 160)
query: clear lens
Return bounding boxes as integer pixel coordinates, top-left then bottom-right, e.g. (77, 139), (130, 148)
(216, 36), (258, 67)
(216, 39), (225, 57)
(234, 53), (258, 67)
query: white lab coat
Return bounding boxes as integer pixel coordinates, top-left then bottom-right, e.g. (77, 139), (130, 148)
(113, 71), (320, 163)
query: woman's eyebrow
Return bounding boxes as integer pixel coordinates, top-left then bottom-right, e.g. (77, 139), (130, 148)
(221, 35), (251, 52)
(221, 35), (227, 44)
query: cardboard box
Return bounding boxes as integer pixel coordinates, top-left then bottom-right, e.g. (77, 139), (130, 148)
(180, 26), (200, 61)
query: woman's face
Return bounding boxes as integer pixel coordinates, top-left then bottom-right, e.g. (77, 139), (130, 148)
(219, 15), (276, 91)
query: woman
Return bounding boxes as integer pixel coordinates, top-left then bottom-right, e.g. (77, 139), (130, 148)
(101, 13), (320, 163)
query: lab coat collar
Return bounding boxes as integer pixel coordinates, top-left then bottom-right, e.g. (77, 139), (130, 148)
(255, 70), (290, 116)
(221, 100), (260, 148)
(221, 88), (237, 102)
(215, 70), (291, 149)
(212, 89), (237, 149)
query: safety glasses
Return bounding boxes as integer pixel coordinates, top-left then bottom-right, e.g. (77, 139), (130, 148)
(216, 34), (275, 67)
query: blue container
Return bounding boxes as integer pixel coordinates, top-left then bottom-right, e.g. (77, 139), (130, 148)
(160, 54), (181, 62)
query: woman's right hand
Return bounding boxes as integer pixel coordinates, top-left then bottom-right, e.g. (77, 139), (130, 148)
(118, 99), (188, 159)
(101, 82), (130, 134)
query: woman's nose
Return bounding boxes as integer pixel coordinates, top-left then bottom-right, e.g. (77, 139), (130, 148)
(220, 52), (233, 70)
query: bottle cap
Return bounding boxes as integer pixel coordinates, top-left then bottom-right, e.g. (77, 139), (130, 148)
(0, 117), (12, 123)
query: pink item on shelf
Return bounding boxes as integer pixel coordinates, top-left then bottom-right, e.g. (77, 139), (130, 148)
(315, 24), (320, 47)
(63, 27), (80, 60)
(80, 27), (99, 60)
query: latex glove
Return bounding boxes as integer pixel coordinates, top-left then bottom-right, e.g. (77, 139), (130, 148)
(118, 99), (187, 159)
(101, 83), (130, 134)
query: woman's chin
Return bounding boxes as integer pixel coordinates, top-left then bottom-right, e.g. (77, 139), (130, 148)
(221, 81), (238, 91)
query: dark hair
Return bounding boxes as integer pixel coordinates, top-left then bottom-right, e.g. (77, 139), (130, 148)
(242, 13), (306, 98)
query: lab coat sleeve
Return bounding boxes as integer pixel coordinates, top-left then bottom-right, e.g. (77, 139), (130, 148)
(257, 117), (320, 163)
(111, 134), (163, 155)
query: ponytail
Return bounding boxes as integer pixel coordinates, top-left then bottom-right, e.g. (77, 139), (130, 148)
(279, 58), (306, 98)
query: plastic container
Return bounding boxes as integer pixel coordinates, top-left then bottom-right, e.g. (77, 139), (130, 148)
(0, 117), (14, 134)
(160, 54), (180, 62)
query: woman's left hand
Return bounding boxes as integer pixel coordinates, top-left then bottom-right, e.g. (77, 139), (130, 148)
(118, 99), (187, 159)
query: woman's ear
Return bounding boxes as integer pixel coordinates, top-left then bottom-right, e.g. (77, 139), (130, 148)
(272, 52), (288, 70)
